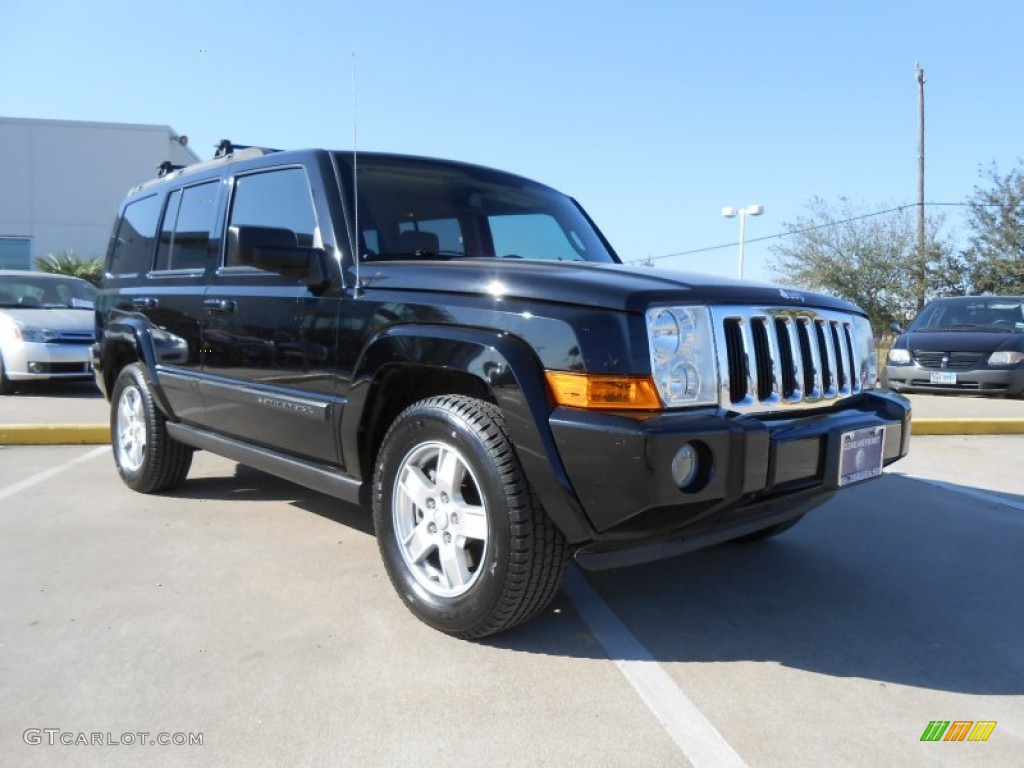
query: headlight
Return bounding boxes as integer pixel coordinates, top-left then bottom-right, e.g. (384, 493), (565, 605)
(887, 348), (911, 364)
(645, 306), (718, 407)
(852, 315), (877, 389)
(988, 350), (1024, 366)
(14, 326), (59, 343)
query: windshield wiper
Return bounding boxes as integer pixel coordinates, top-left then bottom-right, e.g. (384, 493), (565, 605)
(364, 250), (474, 262)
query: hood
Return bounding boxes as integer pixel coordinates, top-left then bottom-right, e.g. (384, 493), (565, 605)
(0, 307), (95, 334)
(358, 260), (861, 314)
(895, 329), (1024, 353)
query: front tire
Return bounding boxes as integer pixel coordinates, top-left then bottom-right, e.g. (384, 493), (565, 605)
(373, 395), (568, 639)
(110, 363), (193, 493)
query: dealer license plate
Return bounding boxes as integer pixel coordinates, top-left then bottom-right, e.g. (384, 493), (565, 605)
(930, 371), (957, 384)
(836, 426), (885, 487)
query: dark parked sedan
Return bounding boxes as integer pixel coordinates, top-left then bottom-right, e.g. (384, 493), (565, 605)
(885, 296), (1024, 397)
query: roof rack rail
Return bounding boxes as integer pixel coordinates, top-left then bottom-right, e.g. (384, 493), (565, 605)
(134, 141), (288, 193)
(157, 161), (186, 177)
(214, 139), (282, 158)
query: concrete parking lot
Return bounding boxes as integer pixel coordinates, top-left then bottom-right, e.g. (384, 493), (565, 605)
(0, 408), (1021, 766)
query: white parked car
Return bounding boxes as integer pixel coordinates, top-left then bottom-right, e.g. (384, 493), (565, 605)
(0, 270), (97, 394)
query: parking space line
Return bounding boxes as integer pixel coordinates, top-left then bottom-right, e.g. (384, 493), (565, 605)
(896, 473), (1024, 512)
(564, 567), (749, 768)
(0, 445), (109, 502)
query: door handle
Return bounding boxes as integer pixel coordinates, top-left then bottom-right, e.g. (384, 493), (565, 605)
(131, 297), (159, 310)
(203, 298), (236, 314)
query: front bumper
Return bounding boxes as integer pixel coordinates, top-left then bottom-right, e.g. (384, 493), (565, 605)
(886, 363), (1024, 396)
(2, 340), (93, 381)
(549, 391), (911, 568)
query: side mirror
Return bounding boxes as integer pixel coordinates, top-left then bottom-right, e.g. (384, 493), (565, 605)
(227, 225), (328, 286)
(889, 321), (903, 334)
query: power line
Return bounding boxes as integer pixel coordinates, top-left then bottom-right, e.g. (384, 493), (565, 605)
(631, 205), (911, 264)
(629, 201), (1010, 265)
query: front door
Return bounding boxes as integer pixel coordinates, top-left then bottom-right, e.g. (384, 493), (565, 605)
(200, 165), (340, 463)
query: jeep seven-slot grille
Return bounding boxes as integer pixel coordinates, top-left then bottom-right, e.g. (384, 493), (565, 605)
(711, 307), (864, 413)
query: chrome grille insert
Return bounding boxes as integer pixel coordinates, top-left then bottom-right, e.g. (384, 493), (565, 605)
(710, 306), (866, 413)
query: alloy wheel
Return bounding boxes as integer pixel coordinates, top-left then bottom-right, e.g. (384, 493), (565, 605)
(391, 441), (490, 598)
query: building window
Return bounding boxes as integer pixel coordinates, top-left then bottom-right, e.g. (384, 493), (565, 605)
(0, 237), (32, 270)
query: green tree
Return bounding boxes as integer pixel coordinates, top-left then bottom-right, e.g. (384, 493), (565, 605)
(963, 162), (1024, 294)
(35, 249), (104, 286)
(768, 198), (956, 333)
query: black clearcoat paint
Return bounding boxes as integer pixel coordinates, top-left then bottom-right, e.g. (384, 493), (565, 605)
(95, 148), (910, 561)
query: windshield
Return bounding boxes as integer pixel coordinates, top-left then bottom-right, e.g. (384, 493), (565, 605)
(0, 275), (97, 309)
(908, 297), (1024, 332)
(335, 154), (619, 264)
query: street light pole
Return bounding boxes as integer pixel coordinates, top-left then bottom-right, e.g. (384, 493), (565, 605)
(738, 211), (749, 279)
(915, 63), (926, 311)
(722, 204), (764, 279)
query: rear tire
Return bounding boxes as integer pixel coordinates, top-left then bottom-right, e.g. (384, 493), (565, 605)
(110, 363), (193, 493)
(373, 395), (568, 639)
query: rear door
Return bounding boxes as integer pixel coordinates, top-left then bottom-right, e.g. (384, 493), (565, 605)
(104, 182), (221, 422)
(144, 180), (223, 421)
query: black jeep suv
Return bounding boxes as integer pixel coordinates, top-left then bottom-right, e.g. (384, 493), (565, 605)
(93, 145), (911, 638)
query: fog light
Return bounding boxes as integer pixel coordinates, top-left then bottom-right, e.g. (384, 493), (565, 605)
(27, 362), (44, 373)
(671, 444), (698, 489)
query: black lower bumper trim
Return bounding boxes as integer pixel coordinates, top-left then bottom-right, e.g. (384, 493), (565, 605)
(574, 486), (834, 570)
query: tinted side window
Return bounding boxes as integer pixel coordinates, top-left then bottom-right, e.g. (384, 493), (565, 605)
(108, 195), (160, 275)
(154, 181), (220, 271)
(226, 168), (317, 266)
(156, 190), (182, 270)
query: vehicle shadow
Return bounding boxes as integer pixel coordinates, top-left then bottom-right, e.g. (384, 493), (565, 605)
(489, 474), (1024, 696)
(165, 463), (375, 536)
(158, 460), (1022, 695)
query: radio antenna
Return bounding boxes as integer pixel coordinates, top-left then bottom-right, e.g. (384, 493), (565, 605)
(351, 52), (361, 297)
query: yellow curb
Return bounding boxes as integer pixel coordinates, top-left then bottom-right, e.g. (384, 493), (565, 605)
(1, 419), (1022, 444)
(0, 424), (110, 445)
(911, 418), (1024, 435)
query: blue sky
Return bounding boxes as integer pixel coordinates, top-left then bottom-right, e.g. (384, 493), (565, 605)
(3, 0), (1023, 282)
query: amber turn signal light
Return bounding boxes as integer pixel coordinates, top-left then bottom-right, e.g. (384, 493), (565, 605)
(545, 371), (662, 410)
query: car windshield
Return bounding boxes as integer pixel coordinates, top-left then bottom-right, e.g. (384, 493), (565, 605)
(908, 298), (1024, 333)
(0, 275), (97, 309)
(334, 154), (619, 264)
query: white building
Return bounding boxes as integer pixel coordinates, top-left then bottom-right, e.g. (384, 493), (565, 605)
(0, 116), (201, 270)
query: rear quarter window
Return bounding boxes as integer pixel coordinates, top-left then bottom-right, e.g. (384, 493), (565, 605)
(107, 195), (161, 276)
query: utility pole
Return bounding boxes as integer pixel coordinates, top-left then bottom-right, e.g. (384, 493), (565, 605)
(915, 63), (926, 310)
